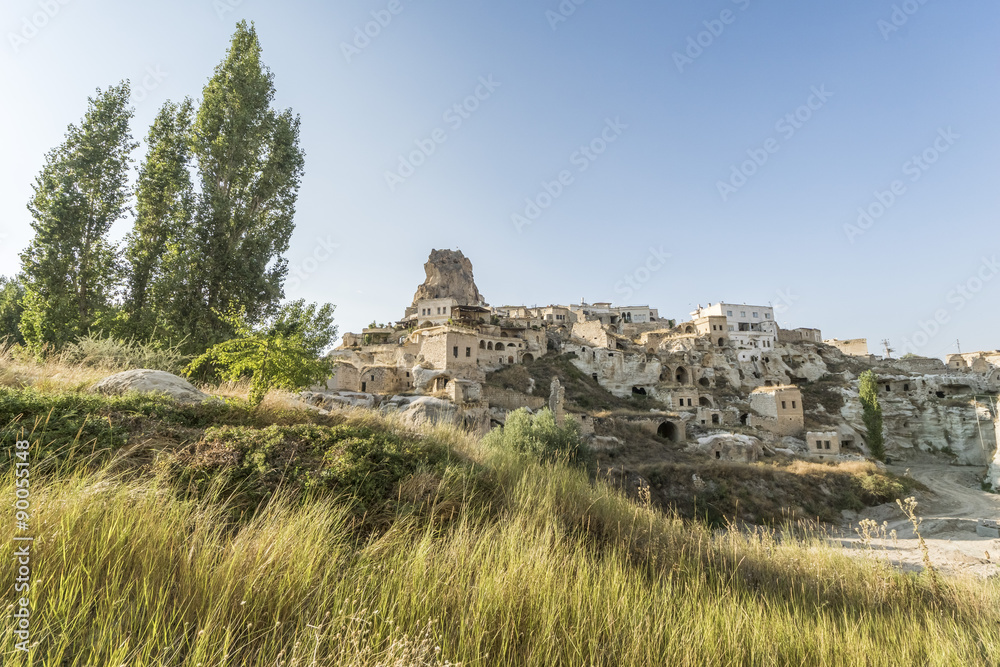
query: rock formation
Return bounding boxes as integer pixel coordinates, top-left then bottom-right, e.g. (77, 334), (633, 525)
(91, 369), (209, 404)
(409, 249), (485, 308)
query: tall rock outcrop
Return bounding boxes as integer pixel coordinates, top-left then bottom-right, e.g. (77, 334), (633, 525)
(409, 249), (485, 308)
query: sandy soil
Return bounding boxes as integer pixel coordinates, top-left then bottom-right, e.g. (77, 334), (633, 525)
(837, 463), (1000, 578)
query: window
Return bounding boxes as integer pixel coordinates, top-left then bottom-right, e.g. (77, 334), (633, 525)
(371, 374), (375, 381)
(752, 312), (758, 318)
(740, 311), (746, 317)
(765, 313), (771, 319)
(781, 401), (787, 409)
(466, 347), (471, 357)
(816, 440), (822, 449)
(453, 346), (458, 358)
(824, 441), (831, 450)
(791, 401), (796, 408)
(728, 325), (735, 332)
(727, 310), (733, 317)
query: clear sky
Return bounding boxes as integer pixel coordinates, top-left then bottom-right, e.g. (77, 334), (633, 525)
(1, 0), (997, 359)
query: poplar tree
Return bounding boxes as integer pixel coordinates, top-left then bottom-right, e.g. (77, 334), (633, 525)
(858, 370), (885, 461)
(19, 82), (136, 353)
(0, 276), (26, 345)
(186, 21), (305, 350)
(122, 98), (196, 341)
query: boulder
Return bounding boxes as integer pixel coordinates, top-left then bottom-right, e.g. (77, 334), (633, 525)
(300, 391), (379, 410)
(383, 395), (461, 428)
(91, 369), (209, 404)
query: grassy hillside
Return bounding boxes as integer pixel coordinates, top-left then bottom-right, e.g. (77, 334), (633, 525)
(1, 359), (998, 665)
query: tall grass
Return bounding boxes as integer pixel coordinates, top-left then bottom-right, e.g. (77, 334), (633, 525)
(2, 427), (998, 666)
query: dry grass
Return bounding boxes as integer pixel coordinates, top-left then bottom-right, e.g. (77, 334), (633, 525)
(0, 341), (108, 391)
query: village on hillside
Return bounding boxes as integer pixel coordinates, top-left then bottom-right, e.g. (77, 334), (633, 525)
(303, 249), (1000, 490)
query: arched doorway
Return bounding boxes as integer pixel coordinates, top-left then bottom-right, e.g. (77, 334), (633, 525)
(718, 338), (725, 347)
(684, 325), (694, 334)
(657, 421), (679, 442)
(699, 396), (712, 407)
(522, 353), (534, 363)
(675, 367), (688, 384)
(739, 413), (749, 426)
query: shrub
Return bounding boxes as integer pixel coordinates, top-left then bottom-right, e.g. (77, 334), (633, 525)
(483, 408), (587, 465)
(176, 422), (453, 507)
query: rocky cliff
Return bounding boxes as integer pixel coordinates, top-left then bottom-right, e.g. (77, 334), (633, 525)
(409, 249), (485, 308)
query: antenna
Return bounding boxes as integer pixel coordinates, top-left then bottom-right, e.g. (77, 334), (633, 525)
(881, 339), (894, 359)
(956, 339), (961, 354)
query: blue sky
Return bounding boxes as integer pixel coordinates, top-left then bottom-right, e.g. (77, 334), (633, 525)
(1, 0), (997, 359)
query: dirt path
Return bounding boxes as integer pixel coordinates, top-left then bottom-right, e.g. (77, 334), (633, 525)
(838, 463), (1000, 578)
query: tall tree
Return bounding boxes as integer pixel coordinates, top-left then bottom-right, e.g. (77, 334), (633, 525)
(0, 276), (26, 345)
(187, 21), (305, 350)
(858, 370), (885, 461)
(121, 98), (196, 341)
(19, 82), (137, 353)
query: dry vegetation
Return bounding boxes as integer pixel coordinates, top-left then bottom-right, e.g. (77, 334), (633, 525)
(0, 354), (996, 665)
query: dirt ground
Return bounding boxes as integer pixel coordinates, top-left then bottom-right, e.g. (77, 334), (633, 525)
(837, 461), (1000, 578)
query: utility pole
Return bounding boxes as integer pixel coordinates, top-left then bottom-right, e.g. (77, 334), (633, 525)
(881, 339), (894, 359)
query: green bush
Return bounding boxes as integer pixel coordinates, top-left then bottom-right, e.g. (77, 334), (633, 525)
(60, 334), (190, 373)
(483, 408), (587, 465)
(177, 422), (453, 507)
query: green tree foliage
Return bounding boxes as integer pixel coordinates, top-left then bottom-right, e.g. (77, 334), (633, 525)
(19, 82), (137, 353)
(185, 21), (305, 351)
(186, 300), (337, 408)
(482, 408), (587, 465)
(121, 99), (195, 341)
(858, 370), (885, 461)
(0, 276), (26, 345)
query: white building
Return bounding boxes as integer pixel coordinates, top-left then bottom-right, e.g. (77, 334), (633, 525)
(571, 302), (660, 325)
(411, 298), (458, 326)
(690, 302), (776, 352)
